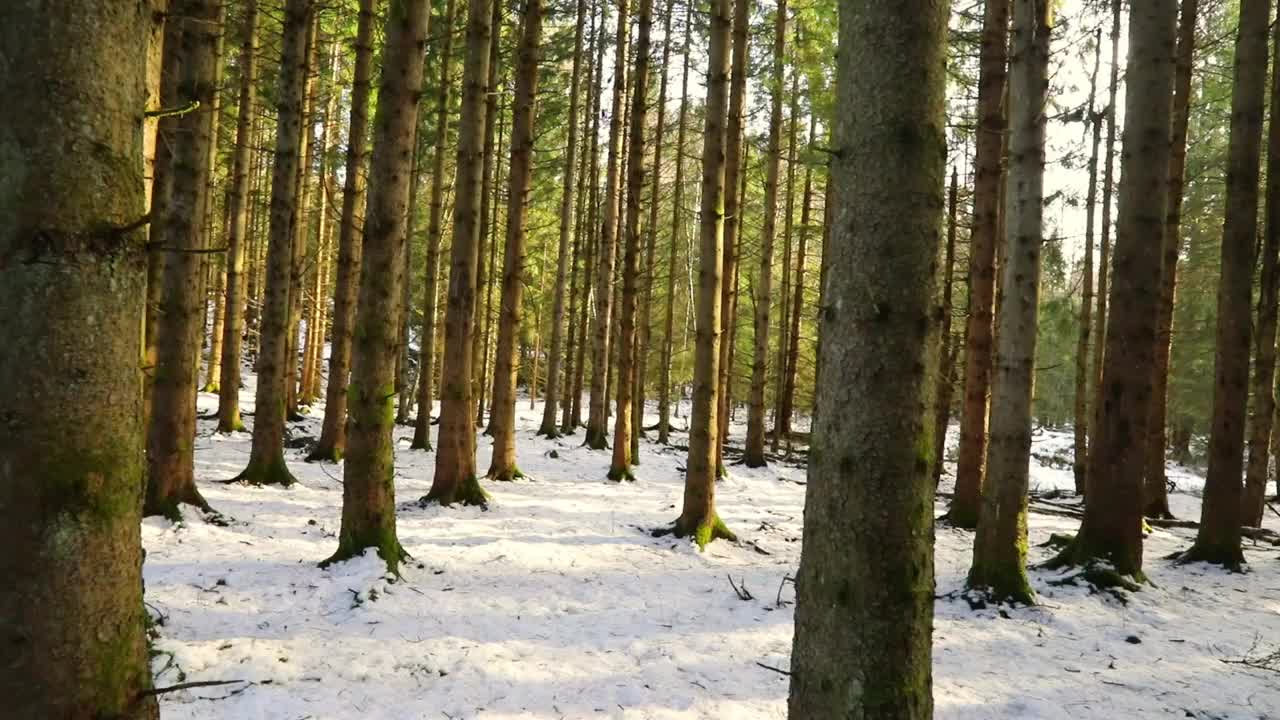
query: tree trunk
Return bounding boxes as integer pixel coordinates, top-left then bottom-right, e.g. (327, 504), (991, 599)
(1073, 29), (1102, 496)
(772, 67), (800, 454)
(203, 247), (227, 392)
(472, 0), (505, 427)
(324, 0), (428, 572)
(145, 0), (221, 519)
(786, 0), (945, 713)
(1054, 0), (1180, 582)
(479, 106), (507, 430)
(571, 26), (603, 432)
(966, 0), (1048, 606)
(310, 0), (375, 461)
(426, 0), (495, 506)
(1185, 0), (1270, 569)
(286, 17), (320, 421)
(487, 0), (546, 481)
(743, 0), (787, 467)
(0, 3), (159, 715)
(234, 0), (315, 486)
(302, 40), (341, 409)
(411, 0), (460, 450)
(562, 5), (597, 434)
(394, 141), (423, 424)
(932, 167), (960, 485)
(1243, 3), (1280, 528)
(659, 1), (693, 446)
(780, 114), (816, 457)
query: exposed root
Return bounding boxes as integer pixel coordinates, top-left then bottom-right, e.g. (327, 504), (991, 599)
(653, 513), (737, 550)
(419, 475), (490, 508)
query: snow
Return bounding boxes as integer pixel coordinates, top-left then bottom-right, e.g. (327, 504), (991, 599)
(143, 379), (1280, 719)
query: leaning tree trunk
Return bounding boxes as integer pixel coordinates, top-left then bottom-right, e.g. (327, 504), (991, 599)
(1052, 0), (1180, 582)
(951, 0), (1009, 529)
(487, 0), (546, 481)
(411, 0), (460, 451)
(426, 0), (495, 506)
(666, 0), (735, 547)
(145, 0), (221, 520)
(967, 0), (1049, 606)
(0, 4), (160, 716)
(1243, 4), (1280, 528)
(786, 0), (946, 714)
(609, 0), (655, 479)
(743, 0), (787, 468)
(1185, 0), (1270, 570)
(1073, 28), (1102, 496)
(324, 0), (429, 573)
(233, 0), (315, 486)
(658, 1), (693, 446)
(310, 0), (375, 462)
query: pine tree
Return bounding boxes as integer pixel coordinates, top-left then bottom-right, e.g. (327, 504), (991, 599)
(1073, 29), (1102, 496)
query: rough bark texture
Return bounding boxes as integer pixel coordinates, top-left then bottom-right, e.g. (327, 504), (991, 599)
(966, 0), (1048, 606)
(1243, 4), (1280, 528)
(487, 0), (546, 481)
(786, 0), (945, 713)
(411, 0), (459, 451)
(951, 0), (1009, 528)
(235, 0), (314, 486)
(743, 0), (787, 468)
(669, 0), (734, 548)
(473, 1), (505, 427)
(286, 18), (320, 421)
(0, 2), (159, 716)
(1145, 0), (1198, 519)
(325, 0), (428, 572)
(1056, 0), (1179, 581)
(427, 0), (494, 506)
(1185, 0), (1270, 569)
(145, 0), (221, 520)
(1073, 29), (1102, 496)
(311, 0), (375, 462)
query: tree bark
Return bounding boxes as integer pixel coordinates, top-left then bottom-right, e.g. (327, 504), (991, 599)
(310, 0), (376, 462)
(286, 16), (320, 420)
(472, 0), (505, 426)
(0, 3), (160, 715)
(786, 0), (945, 713)
(426, 0), (495, 506)
(951, 0), (1008, 528)
(772, 66), (800, 454)
(932, 166), (960, 485)
(1073, 29), (1102, 496)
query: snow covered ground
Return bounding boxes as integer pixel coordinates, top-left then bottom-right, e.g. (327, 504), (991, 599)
(143, 380), (1280, 719)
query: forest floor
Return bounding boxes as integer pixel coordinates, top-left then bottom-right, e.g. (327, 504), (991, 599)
(145, 374), (1280, 719)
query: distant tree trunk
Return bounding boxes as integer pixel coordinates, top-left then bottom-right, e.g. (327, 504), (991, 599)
(967, 0), (1048, 605)
(562, 6), (597, 434)
(786, 0), (945, 713)
(146, 0), (221, 519)
(0, 3), (159, 715)
(302, 40), (341, 408)
(310, 0), (375, 462)
(487, 0), (546, 481)
(658, 1), (693, 446)
(586, 0), (633, 449)
(1243, 5), (1280, 528)
(411, 0), (460, 450)
(426, 0), (494, 506)
(1185, 0), (1270, 569)
(952, 0), (1008, 528)
(609, 0), (655, 479)
(1073, 29), (1102, 496)
(715, 0), (750, 476)
(324, 0), (428, 573)
(473, 0), (504, 427)
(932, 167), (960, 485)
(394, 145), (423, 425)
(479, 106), (507, 430)
(570, 25), (602, 432)
(744, 0), (787, 467)
(233, 0), (315, 486)
(772, 68), (800, 454)
(1052, 0), (1179, 582)
(286, 17), (319, 420)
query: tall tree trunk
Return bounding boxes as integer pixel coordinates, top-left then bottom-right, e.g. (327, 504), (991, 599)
(301, 40), (341, 408)
(932, 166), (960, 485)
(772, 67), (800, 454)
(779, 113), (816, 457)
(967, 0), (1048, 605)
(199, 2), (228, 394)
(744, 0), (787, 467)
(610, 0), (655, 478)
(786, 0), (945, 713)
(562, 6), (597, 434)
(488, 0), (547, 481)
(411, 0), (460, 450)
(951, 0), (1009, 529)
(479, 106), (507, 430)
(233, 0), (315, 486)
(1052, 0), (1179, 582)
(0, 4), (160, 715)
(310, 0), (375, 461)
(394, 143), (423, 424)
(472, 0), (505, 426)
(145, 0), (221, 518)
(658, 0), (693, 446)
(571, 26), (603, 431)
(324, 0), (428, 572)
(1184, 0), (1271, 569)
(665, 0), (736, 547)
(715, 0), (750, 476)
(426, 0), (494, 506)
(1243, 3), (1280, 527)
(204, 238), (227, 392)
(1073, 28), (1102, 496)
(286, 17), (320, 420)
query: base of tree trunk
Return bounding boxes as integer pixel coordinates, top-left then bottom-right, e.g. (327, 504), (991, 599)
(231, 455), (297, 487)
(420, 476), (489, 507)
(536, 422), (561, 439)
(487, 464), (524, 482)
(216, 412), (246, 434)
(1175, 540), (1246, 572)
(305, 442), (344, 463)
(606, 465), (636, 482)
(939, 505), (980, 530)
(653, 513), (736, 550)
(408, 438), (433, 451)
(583, 427), (609, 449)
(201, 381), (220, 393)
(143, 486), (214, 523)
(1040, 537), (1149, 593)
(965, 564), (1036, 607)
(321, 527), (408, 575)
